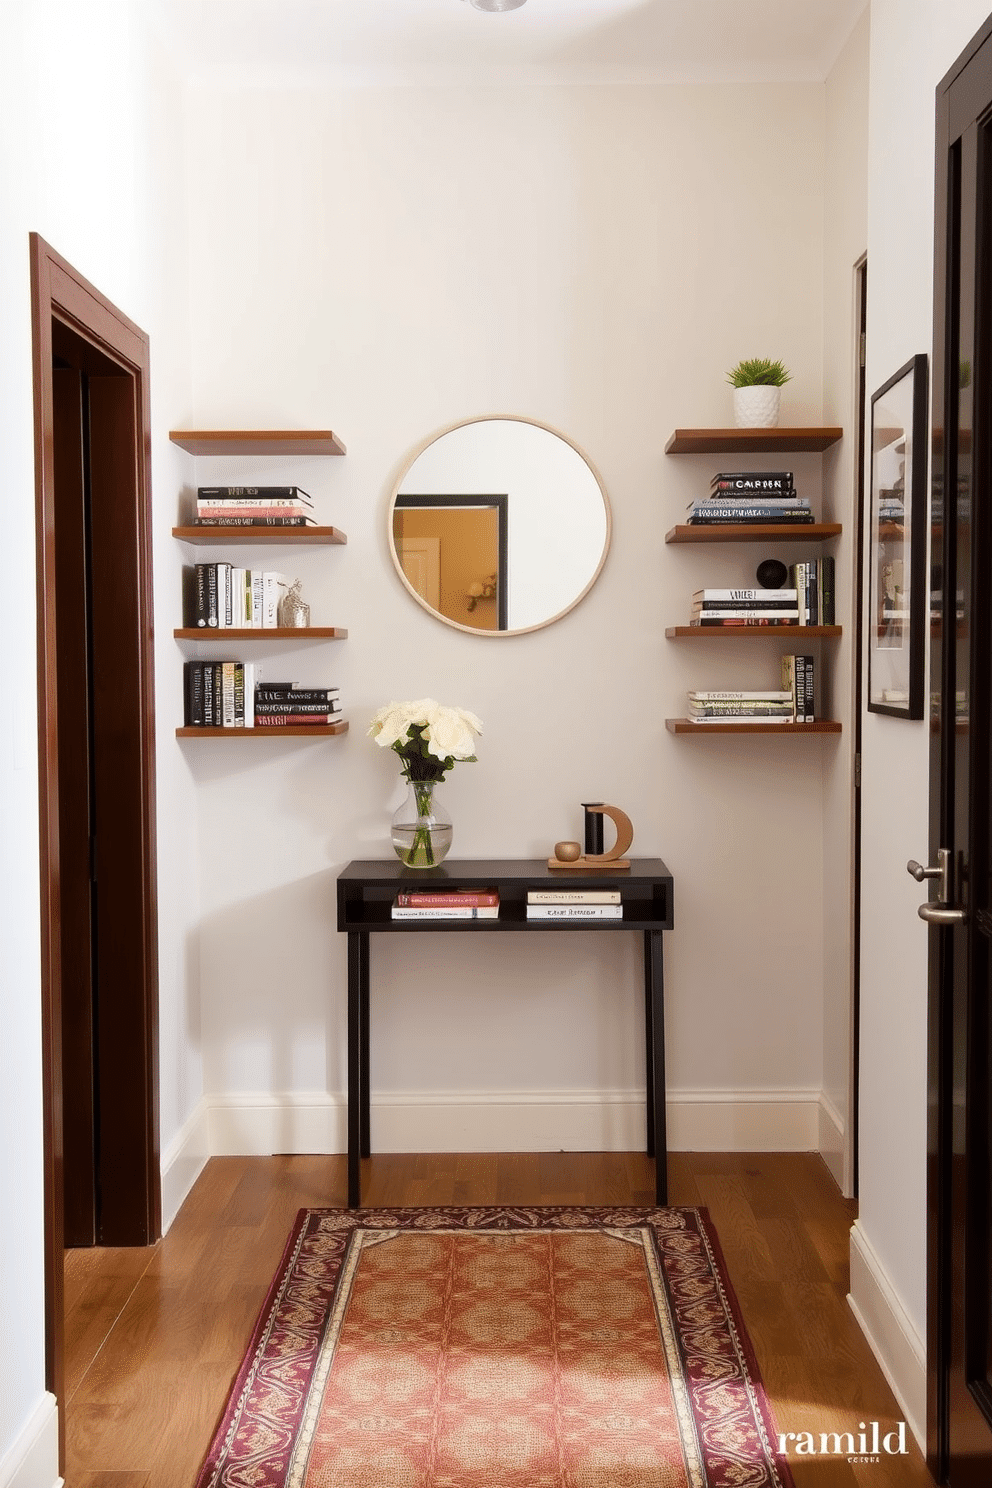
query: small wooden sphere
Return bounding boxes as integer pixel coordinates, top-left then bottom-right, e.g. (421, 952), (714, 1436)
(554, 840), (582, 862)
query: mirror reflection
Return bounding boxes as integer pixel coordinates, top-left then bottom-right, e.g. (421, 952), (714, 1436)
(389, 416), (611, 636)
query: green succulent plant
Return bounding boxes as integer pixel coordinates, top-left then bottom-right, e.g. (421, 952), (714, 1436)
(727, 357), (792, 388)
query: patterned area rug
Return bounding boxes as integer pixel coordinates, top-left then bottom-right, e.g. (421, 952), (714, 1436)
(195, 1206), (794, 1488)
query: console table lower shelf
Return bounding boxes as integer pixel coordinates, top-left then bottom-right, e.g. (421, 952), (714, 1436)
(336, 857), (675, 1208)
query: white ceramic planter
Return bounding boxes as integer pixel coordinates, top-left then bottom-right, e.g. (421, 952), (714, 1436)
(733, 385), (781, 428)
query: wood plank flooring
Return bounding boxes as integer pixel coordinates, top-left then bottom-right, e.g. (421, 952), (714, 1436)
(63, 1152), (936, 1487)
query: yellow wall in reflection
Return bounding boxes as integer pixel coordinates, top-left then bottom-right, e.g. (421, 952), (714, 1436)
(394, 507), (499, 631)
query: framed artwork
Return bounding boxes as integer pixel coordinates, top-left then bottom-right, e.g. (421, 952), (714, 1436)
(868, 353), (929, 718)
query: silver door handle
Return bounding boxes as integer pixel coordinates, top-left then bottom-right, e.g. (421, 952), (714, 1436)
(909, 848), (967, 925)
(918, 902), (968, 925)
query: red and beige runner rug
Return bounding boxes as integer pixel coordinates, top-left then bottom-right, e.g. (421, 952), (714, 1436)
(195, 1205), (794, 1488)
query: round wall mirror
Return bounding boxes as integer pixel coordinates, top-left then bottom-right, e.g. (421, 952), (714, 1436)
(388, 415), (612, 636)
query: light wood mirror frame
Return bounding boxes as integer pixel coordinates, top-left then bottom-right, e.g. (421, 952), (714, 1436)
(388, 414), (613, 637)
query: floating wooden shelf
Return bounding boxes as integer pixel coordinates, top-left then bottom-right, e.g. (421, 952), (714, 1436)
(666, 523), (842, 544)
(665, 427), (843, 455)
(169, 429), (346, 456)
(666, 625), (841, 639)
(177, 723), (349, 738)
(174, 627), (347, 641)
(173, 525), (347, 546)
(666, 719), (842, 734)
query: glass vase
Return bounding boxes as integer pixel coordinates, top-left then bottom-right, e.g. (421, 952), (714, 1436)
(391, 779), (452, 868)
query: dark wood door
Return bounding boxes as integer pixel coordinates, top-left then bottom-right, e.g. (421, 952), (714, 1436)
(929, 16), (992, 1483)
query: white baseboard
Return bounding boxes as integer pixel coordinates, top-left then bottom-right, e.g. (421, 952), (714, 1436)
(0, 1393), (61, 1488)
(200, 1086), (822, 1157)
(667, 1087), (821, 1151)
(848, 1219), (926, 1451)
(160, 1097), (210, 1233)
(817, 1090), (846, 1191)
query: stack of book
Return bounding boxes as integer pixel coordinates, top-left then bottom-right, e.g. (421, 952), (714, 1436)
(691, 587), (799, 627)
(194, 486), (317, 528)
(686, 690), (796, 724)
(182, 667), (341, 728)
(253, 682), (342, 728)
(687, 470), (813, 526)
(781, 654), (816, 722)
(185, 563), (288, 628)
(390, 889), (499, 920)
(787, 559), (835, 625)
(525, 889), (622, 919)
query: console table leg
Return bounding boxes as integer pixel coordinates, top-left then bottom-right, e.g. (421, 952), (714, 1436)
(360, 938), (371, 1159)
(347, 933), (369, 1208)
(645, 929), (668, 1205)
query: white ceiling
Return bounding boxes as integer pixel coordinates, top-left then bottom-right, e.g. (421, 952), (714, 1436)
(151, 0), (870, 86)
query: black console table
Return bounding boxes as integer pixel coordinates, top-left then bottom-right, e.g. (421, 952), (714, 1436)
(336, 857), (675, 1208)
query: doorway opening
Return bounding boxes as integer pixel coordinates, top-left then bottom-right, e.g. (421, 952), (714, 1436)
(30, 235), (160, 1459)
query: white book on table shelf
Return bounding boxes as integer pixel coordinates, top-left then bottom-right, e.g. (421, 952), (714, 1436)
(526, 890), (622, 904)
(525, 904), (623, 919)
(390, 905), (500, 920)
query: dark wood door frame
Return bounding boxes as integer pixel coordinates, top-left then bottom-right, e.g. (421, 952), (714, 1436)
(30, 235), (160, 1455)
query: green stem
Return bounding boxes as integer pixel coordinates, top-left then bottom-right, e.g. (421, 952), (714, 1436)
(407, 782), (436, 867)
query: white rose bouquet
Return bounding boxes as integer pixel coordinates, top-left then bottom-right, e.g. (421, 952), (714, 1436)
(369, 698), (483, 782)
(370, 699), (483, 866)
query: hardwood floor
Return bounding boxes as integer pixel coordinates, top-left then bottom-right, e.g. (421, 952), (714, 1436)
(63, 1152), (936, 1487)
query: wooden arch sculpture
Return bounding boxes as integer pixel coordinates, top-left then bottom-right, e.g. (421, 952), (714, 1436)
(548, 803), (633, 871)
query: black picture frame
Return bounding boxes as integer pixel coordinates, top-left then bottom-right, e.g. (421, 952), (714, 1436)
(867, 354), (929, 718)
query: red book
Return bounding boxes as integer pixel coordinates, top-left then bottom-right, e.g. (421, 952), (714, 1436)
(395, 889), (500, 907)
(253, 713), (338, 726)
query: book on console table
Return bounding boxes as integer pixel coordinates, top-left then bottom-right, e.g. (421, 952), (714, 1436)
(526, 904), (623, 920)
(391, 902), (499, 920)
(396, 890), (499, 907)
(527, 890), (621, 904)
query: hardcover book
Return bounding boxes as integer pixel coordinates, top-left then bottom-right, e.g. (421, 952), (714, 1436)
(526, 890), (621, 904)
(395, 890), (500, 907)
(525, 904), (623, 919)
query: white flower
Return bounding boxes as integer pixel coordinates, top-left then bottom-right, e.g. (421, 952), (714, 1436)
(370, 698), (483, 778)
(369, 698), (438, 748)
(424, 704), (481, 761)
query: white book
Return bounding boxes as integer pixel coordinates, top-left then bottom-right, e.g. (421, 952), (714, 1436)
(525, 904), (623, 919)
(229, 567), (248, 626)
(689, 690), (793, 702)
(527, 890), (621, 904)
(686, 715), (791, 724)
(692, 589), (798, 602)
(196, 496), (314, 510)
(391, 905), (499, 919)
(262, 572), (286, 628)
(250, 571), (265, 627)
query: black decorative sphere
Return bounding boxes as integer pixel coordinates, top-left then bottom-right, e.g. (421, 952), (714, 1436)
(756, 559), (788, 589)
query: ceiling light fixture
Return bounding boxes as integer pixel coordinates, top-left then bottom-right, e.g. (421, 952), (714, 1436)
(463, 0), (528, 12)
